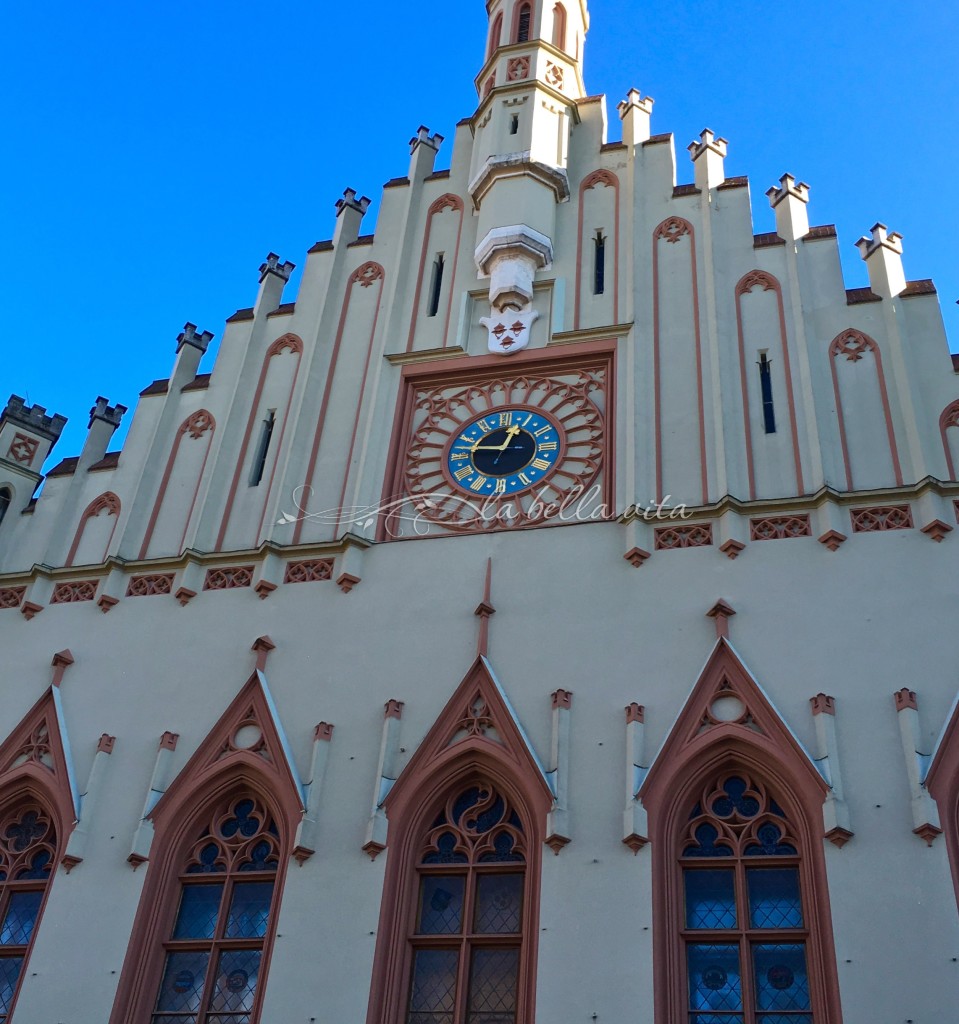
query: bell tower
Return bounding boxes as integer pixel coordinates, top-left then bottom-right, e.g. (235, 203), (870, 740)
(469, 1), (589, 352)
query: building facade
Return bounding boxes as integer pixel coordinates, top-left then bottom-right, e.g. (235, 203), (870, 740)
(1, 1), (959, 1021)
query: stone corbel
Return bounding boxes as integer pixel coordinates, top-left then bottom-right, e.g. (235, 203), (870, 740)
(545, 690), (572, 854)
(623, 703), (649, 853)
(363, 700), (405, 860)
(809, 694), (854, 847)
(292, 723), (335, 865)
(128, 732), (179, 868)
(893, 688), (942, 845)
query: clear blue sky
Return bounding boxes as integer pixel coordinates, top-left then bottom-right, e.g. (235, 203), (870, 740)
(3, 0), (957, 464)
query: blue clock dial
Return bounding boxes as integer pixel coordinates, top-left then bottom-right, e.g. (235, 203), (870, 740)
(445, 409), (562, 496)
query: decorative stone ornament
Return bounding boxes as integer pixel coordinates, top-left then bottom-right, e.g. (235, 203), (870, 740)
(480, 309), (540, 355)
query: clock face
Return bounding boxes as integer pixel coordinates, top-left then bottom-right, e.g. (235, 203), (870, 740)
(445, 409), (563, 496)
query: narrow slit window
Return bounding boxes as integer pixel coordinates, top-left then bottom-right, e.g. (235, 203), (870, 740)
(594, 232), (606, 296)
(758, 353), (777, 434)
(0, 488), (10, 528)
(552, 4), (567, 50)
(249, 410), (276, 486)
(427, 254), (445, 318)
(510, 114), (520, 135)
(517, 3), (531, 42)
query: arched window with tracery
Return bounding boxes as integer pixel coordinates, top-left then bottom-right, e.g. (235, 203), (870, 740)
(405, 780), (529, 1024)
(0, 801), (58, 1021)
(680, 772), (814, 1024)
(149, 794), (281, 1024)
(515, 2), (532, 43)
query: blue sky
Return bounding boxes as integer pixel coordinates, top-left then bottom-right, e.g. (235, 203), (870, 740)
(3, 0), (957, 465)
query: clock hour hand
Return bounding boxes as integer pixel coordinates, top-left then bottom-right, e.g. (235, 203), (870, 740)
(471, 425), (520, 453)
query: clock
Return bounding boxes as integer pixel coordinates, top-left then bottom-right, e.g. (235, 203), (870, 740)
(445, 408), (563, 497)
(386, 350), (612, 536)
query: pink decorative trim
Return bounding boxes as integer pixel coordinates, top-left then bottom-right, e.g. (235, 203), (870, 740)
(825, 827), (854, 849)
(639, 640), (841, 1024)
(939, 400), (959, 479)
(406, 196), (465, 353)
(252, 636), (276, 672)
(7, 432), (39, 466)
(653, 217), (707, 503)
(829, 329), (903, 489)
(850, 505), (914, 533)
(510, 0), (533, 44)
(126, 574), (174, 597)
(0, 586), (26, 610)
(139, 410), (217, 559)
(735, 270), (804, 497)
(625, 703), (645, 724)
(623, 833), (649, 854)
(97, 734), (116, 754)
(254, 580), (278, 600)
(654, 524), (713, 550)
(894, 688), (918, 712)
(810, 694), (836, 717)
(337, 572), (361, 593)
(749, 514), (811, 541)
(51, 650), (74, 688)
(215, 337), (304, 551)
(203, 566), (254, 590)
(21, 601), (43, 621)
(925, 696), (959, 907)
(921, 519), (953, 542)
(475, 558), (496, 657)
(159, 732), (179, 752)
(174, 587), (196, 607)
(487, 11), (504, 57)
(624, 546), (651, 568)
(818, 530), (847, 552)
(507, 55), (530, 80)
(314, 723), (335, 742)
(706, 599), (736, 640)
(97, 594), (119, 614)
(384, 700), (405, 720)
(914, 823), (943, 847)
(51, 580), (98, 604)
(954, 500), (959, 524)
(719, 539), (745, 560)
(575, 170), (620, 329)
(552, 689), (573, 710)
(66, 492), (121, 567)
(545, 833), (570, 854)
(296, 267), (386, 543)
(284, 558), (334, 584)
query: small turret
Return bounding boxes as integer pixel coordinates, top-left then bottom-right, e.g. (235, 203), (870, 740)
(80, 397), (126, 470)
(171, 322), (214, 388)
(255, 252), (296, 315)
(766, 174), (811, 242)
(409, 126), (444, 181)
(856, 223), (906, 298)
(688, 129), (728, 190)
(333, 189), (372, 247)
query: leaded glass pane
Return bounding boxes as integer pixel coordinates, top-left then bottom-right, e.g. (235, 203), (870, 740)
(474, 874), (523, 934)
(15, 850), (52, 880)
(225, 882), (273, 939)
(418, 876), (465, 934)
(477, 832), (524, 863)
(687, 944), (743, 1014)
(685, 870), (736, 930)
(757, 1017), (812, 1024)
(0, 891), (43, 945)
(466, 947), (518, 1024)
(155, 951), (211, 1013)
(753, 944), (811, 1012)
(209, 949), (261, 1015)
(0, 956), (23, 1014)
(207, 1016), (252, 1024)
(408, 948), (458, 1023)
(684, 823), (734, 859)
(173, 884), (224, 940)
(689, 1016), (744, 1024)
(747, 869), (803, 929)
(423, 832), (469, 865)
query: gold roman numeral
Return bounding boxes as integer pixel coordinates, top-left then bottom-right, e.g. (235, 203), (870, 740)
(450, 453), (469, 461)
(494, 479), (507, 494)
(478, 420), (492, 434)
(534, 425), (551, 438)
(518, 472), (531, 486)
(499, 412), (513, 427)
(459, 434), (475, 445)
(470, 476), (488, 492)
(537, 442), (558, 452)
(454, 467), (473, 481)
(532, 459), (550, 471)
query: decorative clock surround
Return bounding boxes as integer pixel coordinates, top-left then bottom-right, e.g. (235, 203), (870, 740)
(382, 343), (614, 537)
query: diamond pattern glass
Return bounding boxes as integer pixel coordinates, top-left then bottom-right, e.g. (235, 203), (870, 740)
(173, 884), (224, 940)
(0, 892), (42, 946)
(225, 882), (273, 939)
(474, 874), (523, 934)
(757, 1017), (812, 1024)
(467, 947), (518, 1024)
(0, 956), (23, 1014)
(209, 949), (261, 1014)
(418, 876), (465, 934)
(753, 944), (810, 1012)
(155, 951), (211, 1013)
(685, 870), (736, 930)
(747, 869), (803, 930)
(689, 1015), (744, 1024)
(409, 948), (459, 1022)
(687, 944), (743, 1014)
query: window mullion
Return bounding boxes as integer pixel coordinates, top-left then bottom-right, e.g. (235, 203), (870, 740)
(455, 864), (478, 1024)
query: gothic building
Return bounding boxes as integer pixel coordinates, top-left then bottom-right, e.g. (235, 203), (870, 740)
(1, 1), (958, 1021)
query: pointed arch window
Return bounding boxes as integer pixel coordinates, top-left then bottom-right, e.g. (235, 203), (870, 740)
(681, 772), (813, 1024)
(0, 489), (10, 529)
(150, 794), (281, 1024)
(516, 3), (532, 43)
(488, 12), (504, 59)
(552, 4), (567, 50)
(0, 801), (58, 1021)
(405, 780), (528, 1024)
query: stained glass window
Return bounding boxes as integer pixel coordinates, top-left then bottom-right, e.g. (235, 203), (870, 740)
(152, 795), (280, 1024)
(407, 782), (527, 1024)
(0, 803), (57, 1022)
(681, 774), (813, 1024)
